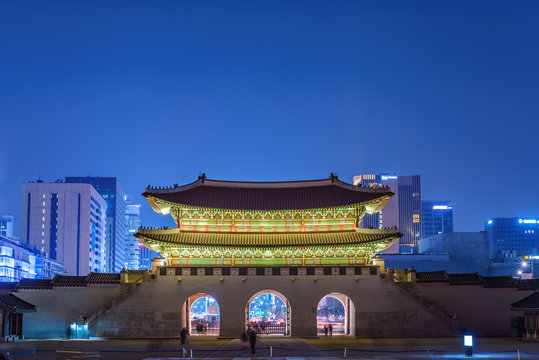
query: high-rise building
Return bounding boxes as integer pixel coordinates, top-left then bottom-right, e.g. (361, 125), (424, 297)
(124, 194), (141, 270)
(138, 243), (161, 270)
(353, 174), (421, 254)
(422, 201), (453, 238)
(65, 177), (126, 273)
(20, 181), (107, 275)
(0, 215), (14, 238)
(486, 217), (539, 261)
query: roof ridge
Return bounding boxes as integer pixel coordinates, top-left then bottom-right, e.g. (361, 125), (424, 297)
(137, 227), (401, 236)
(145, 175), (392, 192)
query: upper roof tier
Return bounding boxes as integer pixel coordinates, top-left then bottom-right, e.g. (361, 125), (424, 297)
(144, 174), (393, 211)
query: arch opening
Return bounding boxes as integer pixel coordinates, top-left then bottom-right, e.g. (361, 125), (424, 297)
(182, 293), (220, 336)
(316, 293), (355, 336)
(246, 290), (290, 336)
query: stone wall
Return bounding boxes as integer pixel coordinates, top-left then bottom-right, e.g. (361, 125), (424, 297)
(15, 285), (122, 339)
(14, 266), (534, 339)
(416, 283), (530, 337)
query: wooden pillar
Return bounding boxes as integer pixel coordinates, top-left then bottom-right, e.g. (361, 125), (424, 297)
(0, 311), (5, 338)
(7, 313), (12, 336)
(17, 313), (23, 337)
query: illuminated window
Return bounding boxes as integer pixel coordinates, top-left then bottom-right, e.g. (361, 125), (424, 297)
(413, 214), (420, 223)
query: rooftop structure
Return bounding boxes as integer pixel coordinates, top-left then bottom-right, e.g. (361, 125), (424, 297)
(136, 174), (402, 266)
(0, 215), (14, 238)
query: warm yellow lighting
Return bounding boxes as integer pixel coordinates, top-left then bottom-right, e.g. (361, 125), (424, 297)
(160, 207), (171, 215)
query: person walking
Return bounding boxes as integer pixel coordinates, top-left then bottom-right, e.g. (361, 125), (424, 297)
(324, 325), (328, 336)
(248, 327), (257, 355)
(180, 327), (188, 345)
(328, 324), (333, 336)
(241, 329), (249, 352)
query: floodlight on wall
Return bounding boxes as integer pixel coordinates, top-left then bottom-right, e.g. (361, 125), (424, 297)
(464, 335), (473, 357)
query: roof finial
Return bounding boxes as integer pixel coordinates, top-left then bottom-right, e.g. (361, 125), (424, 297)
(198, 173), (206, 183)
(330, 172), (338, 182)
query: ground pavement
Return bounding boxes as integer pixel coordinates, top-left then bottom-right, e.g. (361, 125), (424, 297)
(0, 337), (537, 359)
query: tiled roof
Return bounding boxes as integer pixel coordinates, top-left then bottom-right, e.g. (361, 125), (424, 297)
(18, 278), (53, 290)
(0, 294), (36, 312)
(0, 282), (18, 293)
(512, 291), (539, 310)
(52, 275), (87, 287)
(483, 276), (516, 288)
(144, 176), (393, 211)
(416, 271), (448, 283)
(86, 273), (120, 284)
(448, 273), (483, 286)
(517, 279), (539, 291)
(136, 228), (402, 247)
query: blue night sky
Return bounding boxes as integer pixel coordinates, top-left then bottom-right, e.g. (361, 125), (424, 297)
(1, 1), (538, 234)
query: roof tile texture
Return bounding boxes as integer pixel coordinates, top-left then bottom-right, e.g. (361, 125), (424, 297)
(145, 178), (392, 210)
(136, 228), (402, 247)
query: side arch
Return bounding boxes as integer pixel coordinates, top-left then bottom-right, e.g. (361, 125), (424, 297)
(316, 292), (356, 336)
(181, 293), (221, 336)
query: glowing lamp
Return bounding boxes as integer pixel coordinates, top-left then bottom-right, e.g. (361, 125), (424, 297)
(464, 335), (473, 356)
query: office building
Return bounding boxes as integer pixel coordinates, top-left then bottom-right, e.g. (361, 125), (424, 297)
(422, 201), (453, 238)
(34, 256), (66, 280)
(486, 217), (539, 261)
(138, 245), (161, 270)
(0, 235), (36, 281)
(20, 181), (107, 275)
(0, 215), (14, 238)
(65, 177), (126, 273)
(353, 174), (421, 254)
(0, 234), (65, 282)
(124, 194), (141, 270)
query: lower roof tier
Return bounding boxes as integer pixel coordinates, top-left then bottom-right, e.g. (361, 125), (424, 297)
(135, 227), (402, 248)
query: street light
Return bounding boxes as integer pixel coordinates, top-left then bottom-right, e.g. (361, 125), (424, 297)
(464, 335), (473, 357)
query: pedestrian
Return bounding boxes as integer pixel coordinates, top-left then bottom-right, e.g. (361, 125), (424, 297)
(328, 324), (333, 336)
(248, 327), (257, 355)
(241, 329), (249, 351)
(324, 325), (328, 336)
(180, 327), (188, 345)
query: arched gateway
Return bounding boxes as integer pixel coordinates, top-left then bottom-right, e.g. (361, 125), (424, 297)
(182, 293), (220, 336)
(317, 293), (355, 336)
(136, 174), (402, 337)
(247, 290), (290, 335)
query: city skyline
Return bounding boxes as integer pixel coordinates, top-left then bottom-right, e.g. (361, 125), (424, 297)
(1, 1), (538, 235)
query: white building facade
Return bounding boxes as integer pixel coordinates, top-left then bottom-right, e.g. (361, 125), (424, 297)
(20, 182), (107, 275)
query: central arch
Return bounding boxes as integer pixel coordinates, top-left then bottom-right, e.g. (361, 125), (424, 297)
(182, 293), (220, 336)
(246, 290), (290, 336)
(316, 293), (355, 336)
